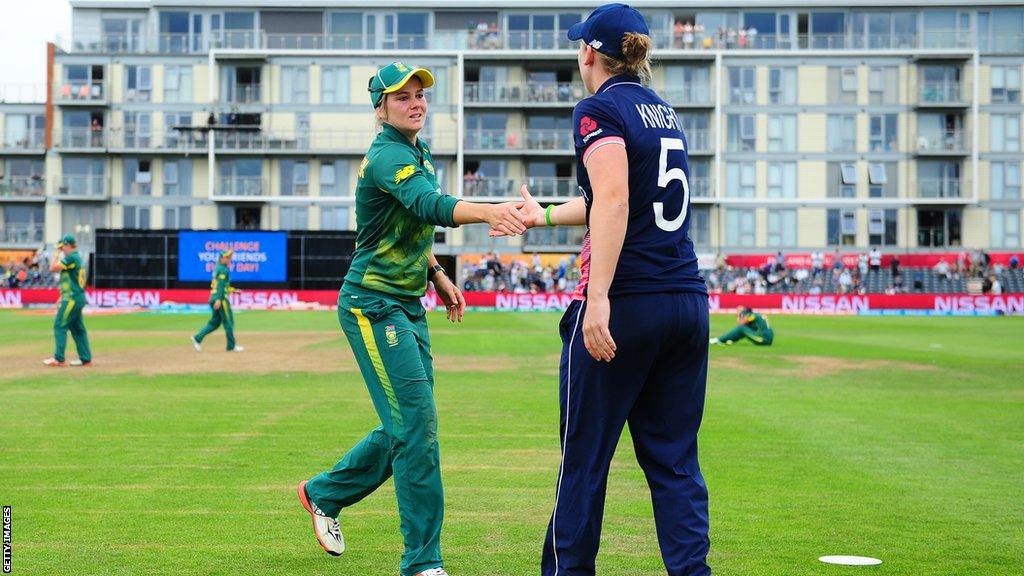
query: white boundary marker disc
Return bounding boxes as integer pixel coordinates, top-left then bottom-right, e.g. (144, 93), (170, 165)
(819, 555), (883, 566)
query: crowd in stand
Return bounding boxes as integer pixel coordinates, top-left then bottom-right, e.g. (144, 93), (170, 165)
(672, 21), (765, 50)
(460, 252), (581, 294)
(1, 249), (53, 288)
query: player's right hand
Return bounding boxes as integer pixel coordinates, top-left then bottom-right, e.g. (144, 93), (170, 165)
(213, 300), (222, 310)
(489, 184), (543, 237)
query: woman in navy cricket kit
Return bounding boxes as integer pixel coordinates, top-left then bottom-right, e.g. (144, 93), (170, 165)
(507, 4), (712, 574)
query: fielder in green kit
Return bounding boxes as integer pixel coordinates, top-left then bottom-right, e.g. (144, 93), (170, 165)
(710, 306), (775, 346)
(191, 249), (244, 352)
(43, 234), (92, 367)
(297, 61), (527, 576)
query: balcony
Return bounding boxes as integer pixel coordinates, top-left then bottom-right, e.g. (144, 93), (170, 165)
(216, 177), (267, 198)
(917, 179), (962, 199)
(1, 131), (45, 153)
(105, 129), (208, 152)
(689, 177), (712, 198)
(916, 132), (969, 155)
(464, 82), (584, 105)
(58, 128), (107, 150)
(917, 83), (967, 107)
(664, 87), (713, 107)
(0, 177), (46, 200)
(0, 224), (45, 245)
(227, 83), (262, 104)
(56, 175), (109, 199)
(464, 177), (577, 199)
(0, 84), (47, 103)
(686, 130), (713, 155)
(523, 226), (588, 251)
(465, 129), (572, 154)
(54, 81), (106, 103)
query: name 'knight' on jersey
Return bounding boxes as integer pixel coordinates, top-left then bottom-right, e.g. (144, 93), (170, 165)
(573, 74), (706, 297)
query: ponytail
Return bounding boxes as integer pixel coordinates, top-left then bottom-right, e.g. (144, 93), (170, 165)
(595, 33), (653, 84)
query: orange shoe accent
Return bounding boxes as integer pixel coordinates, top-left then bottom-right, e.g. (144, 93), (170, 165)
(297, 481), (341, 556)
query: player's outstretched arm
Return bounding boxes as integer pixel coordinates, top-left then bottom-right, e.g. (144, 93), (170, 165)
(488, 186), (587, 237)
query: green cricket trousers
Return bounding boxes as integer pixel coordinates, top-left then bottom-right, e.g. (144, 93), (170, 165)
(54, 297), (92, 363)
(193, 298), (236, 350)
(306, 283), (443, 576)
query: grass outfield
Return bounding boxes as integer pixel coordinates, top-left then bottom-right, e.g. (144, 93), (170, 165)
(1, 309), (1022, 575)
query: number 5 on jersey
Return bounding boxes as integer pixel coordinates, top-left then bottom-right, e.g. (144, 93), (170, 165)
(654, 137), (690, 232)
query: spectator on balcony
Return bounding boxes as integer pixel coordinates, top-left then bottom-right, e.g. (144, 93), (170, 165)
(683, 22), (694, 49)
(747, 26), (758, 48)
(673, 20), (685, 48)
(869, 248), (881, 273)
(90, 117), (103, 147)
(737, 28), (748, 48)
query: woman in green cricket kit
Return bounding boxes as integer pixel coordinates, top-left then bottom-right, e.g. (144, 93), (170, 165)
(296, 61), (527, 576)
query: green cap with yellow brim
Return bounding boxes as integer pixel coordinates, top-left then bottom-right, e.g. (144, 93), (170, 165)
(57, 234), (77, 247)
(368, 61), (435, 108)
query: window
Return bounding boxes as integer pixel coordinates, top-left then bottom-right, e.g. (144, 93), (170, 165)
(990, 210), (1021, 248)
(164, 65), (192, 103)
(869, 114), (898, 151)
(123, 206), (151, 229)
(123, 159), (152, 196)
(828, 67), (858, 104)
(827, 209), (857, 246)
(726, 162), (756, 197)
(767, 162), (797, 198)
(827, 114), (857, 152)
(868, 162), (897, 198)
(666, 66), (710, 104)
(3, 114), (44, 148)
(280, 160), (310, 196)
(327, 12), (365, 49)
(767, 209), (796, 247)
(124, 112), (152, 148)
(991, 162), (1021, 199)
(320, 160), (349, 196)
(768, 67), (796, 104)
(428, 67), (449, 105)
(681, 113), (711, 151)
(917, 209), (961, 247)
(61, 157), (106, 197)
(281, 66), (310, 104)
(320, 206), (350, 230)
(828, 162), (857, 198)
(729, 67), (756, 104)
(868, 66), (898, 104)
(219, 159), (263, 196)
(279, 206), (309, 230)
(125, 65), (151, 102)
(725, 209), (756, 247)
(991, 114), (1021, 152)
(918, 161), (961, 198)
(991, 66), (1022, 104)
(164, 206), (191, 230)
(321, 66), (350, 104)
(811, 12), (845, 48)
(767, 115), (796, 151)
(4, 159), (45, 196)
(163, 159), (192, 197)
(689, 206), (710, 248)
(869, 209), (898, 246)
(727, 114), (756, 151)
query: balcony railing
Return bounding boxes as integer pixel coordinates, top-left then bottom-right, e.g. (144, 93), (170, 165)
(464, 82), (584, 104)
(689, 177), (712, 198)
(59, 128), (107, 149)
(0, 224), (45, 244)
(62, 30), (1024, 54)
(464, 177), (577, 198)
(227, 84), (262, 104)
(218, 177), (266, 197)
(917, 179), (962, 198)
(919, 83), (963, 105)
(0, 84), (48, 103)
(686, 130), (712, 153)
(0, 177), (46, 198)
(523, 226), (588, 249)
(465, 129), (575, 152)
(664, 86), (713, 106)
(56, 175), (109, 198)
(55, 81), (105, 102)
(916, 131), (968, 153)
(1, 131), (45, 151)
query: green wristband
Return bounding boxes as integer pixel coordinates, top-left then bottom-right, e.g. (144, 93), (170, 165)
(545, 204), (554, 227)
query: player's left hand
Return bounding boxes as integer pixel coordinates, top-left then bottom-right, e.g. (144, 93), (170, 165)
(583, 296), (616, 362)
(433, 273), (466, 323)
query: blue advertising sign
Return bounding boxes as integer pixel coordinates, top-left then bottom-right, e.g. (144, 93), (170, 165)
(178, 231), (287, 282)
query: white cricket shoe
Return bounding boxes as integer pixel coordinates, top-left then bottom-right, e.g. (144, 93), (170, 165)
(230, 345), (245, 352)
(415, 569), (449, 576)
(191, 336), (202, 352)
(709, 337), (720, 345)
(297, 481), (345, 556)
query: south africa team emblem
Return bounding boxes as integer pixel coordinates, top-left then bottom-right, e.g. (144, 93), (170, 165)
(384, 325), (398, 347)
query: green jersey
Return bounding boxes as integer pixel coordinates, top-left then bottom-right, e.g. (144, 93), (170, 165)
(209, 263), (234, 303)
(344, 123), (461, 299)
(742, 312), (772, 337)
(58, 251), (86, 301)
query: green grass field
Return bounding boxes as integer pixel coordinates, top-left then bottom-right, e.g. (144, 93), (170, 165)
(1, 309), (1022, 575)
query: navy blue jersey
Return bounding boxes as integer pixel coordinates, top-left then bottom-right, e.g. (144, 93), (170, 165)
(573, 74), (706, 298)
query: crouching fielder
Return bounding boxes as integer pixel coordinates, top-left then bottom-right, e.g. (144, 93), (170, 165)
(508, 5), (713, 574)
(710, 306), (774, 346)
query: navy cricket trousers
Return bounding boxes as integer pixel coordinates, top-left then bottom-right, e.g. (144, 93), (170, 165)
(542, 292), (711, 576)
